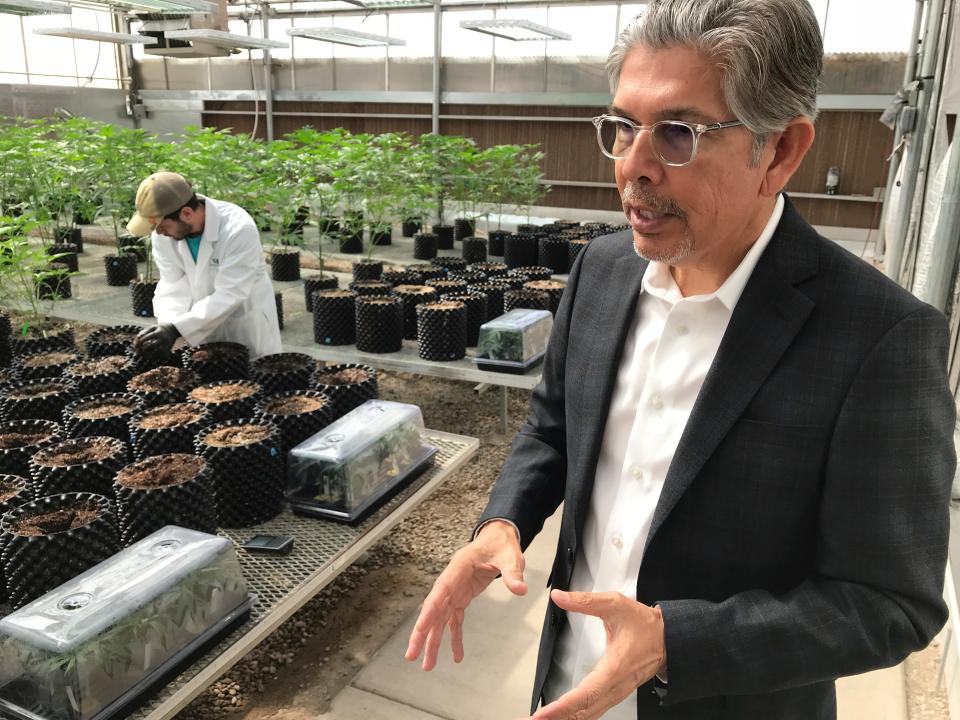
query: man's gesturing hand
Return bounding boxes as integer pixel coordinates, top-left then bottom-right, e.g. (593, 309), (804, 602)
(405, 520), (527, 671)
(528, 589), (667, 720)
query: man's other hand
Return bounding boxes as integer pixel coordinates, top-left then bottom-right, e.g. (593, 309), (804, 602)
(405, 520), (527, 671)
(527, 590), (666, 720)
(134, 324), (180, 361)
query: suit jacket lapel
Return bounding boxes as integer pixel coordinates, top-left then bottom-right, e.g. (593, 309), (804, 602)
(643, 202), (819, 553)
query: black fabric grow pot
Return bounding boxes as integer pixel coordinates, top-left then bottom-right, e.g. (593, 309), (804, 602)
(382, 269), (423, 287)
(538, 237), (570, 274)
(86, 325), (141, 358)
(312, 290), (357, 346)
(503, 234), (539, 269)
(406, 263), (446, 282)
(425, 278), (468, 296)
(304, 274), (339, 313)
(64, 355), (135, 397)
(461, 237), (487, 264)
(469, 262), (509, 279)
(252, 352), (316, 395)
(28, 435), (128, 499)
(510, 266), (553, 282)
(524, 279), (566, 314)
(63, 393), (143, 442)
(255, 391), (331, 453)
(431, 256), (467, 273)
(35, 263), (71, 300)
(352, 259), (383, 281)
(311, 363), (378, 422)
(394, 285), (438, 340)
(339, 232), (363, 254)
(197, 420), (284, 528)
(130, 279), (157, 319)
(349, 280), (393, 298)
(454, 218), (475, 241)
(275, 292), (284, 331)
(468, 283), (505, 320)
(55, 227), (83, 251)
(0, 379), (75, 423)
(370, 225), (392, 247)
(183, 342), (251, 384)
(0, 367), (19, 392)
(449, 270), (487, 285)
(402, 219), (422, 237)
(114, 453), (218, 545)
(487, 230), (509, 257)
(413, 232), (439, 260)
(47, 243), (79, 273)
(129, 402), (210, 460)
(516, 223), (541, 235)
(188, 380), (262, 423)
(441, 292), (487, 347)
(0, 314), (9, 369)
(317, 217), (340, 236)
(491, 275), (527, 291)
(270, 248), (301, 281)
(0, 491), (119, 610)
(126, 366), (198, 408)
(0, 475), (30, 522)
(416, 301), (467, 361)
(0, 420), (61, 478)
(9, 327), (75, 359)
(433, 224), (454, 250)
(355, 296), (403, 354)
(568, 238), (589, 267)
(504, 288), (551, 313)
(15, 350), (80, 381)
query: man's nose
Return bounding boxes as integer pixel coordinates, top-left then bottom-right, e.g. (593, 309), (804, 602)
(617, 128), (665, 185)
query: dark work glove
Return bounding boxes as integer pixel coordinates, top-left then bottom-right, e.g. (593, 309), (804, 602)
(134, 324), (180, 362)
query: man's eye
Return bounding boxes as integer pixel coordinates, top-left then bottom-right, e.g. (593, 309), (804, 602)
(614, 121), (635, 136)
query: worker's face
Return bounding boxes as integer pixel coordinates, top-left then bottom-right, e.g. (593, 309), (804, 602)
(612, 44), (770, 266)
(154, 206), (199, 241)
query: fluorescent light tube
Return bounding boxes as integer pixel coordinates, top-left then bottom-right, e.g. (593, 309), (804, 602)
(0, 0), (69, 15)
(34, 27), (159, 43)
(460, 19), (571, 41)
(286, 27), (404, 47)
(165, 28), (289, 49)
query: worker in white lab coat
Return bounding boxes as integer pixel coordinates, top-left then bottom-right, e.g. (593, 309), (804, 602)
(126, 171), (282, 361)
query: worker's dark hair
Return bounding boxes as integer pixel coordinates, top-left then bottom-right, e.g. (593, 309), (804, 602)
(163, 193), (204, 221)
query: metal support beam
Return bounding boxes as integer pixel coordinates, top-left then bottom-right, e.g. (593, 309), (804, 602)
(260, 2), (275, 141)
(431, 0), (440, 134)
(918, 136), (960, 312)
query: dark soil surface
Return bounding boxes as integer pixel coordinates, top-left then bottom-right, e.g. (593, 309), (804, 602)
(117, 454), (205, 489)
(313, 368), (369, 386)
(423, 300), (463, 311)
(394, 285), (435, 295)
(11, 507), (99, 535)
(137, 404), (205, 429)
(69, 355), (129, 375)
(73, 398), (138, 419)
(526, 279), (566, 291)
(190, 383), (258, 404)
(191, 345), (245, 363)
(7, 381), (64, 399)
(35, 437), (119, 466)
(262, 395), (327, 415)
(93, 328), (138, 343)
(129, 367), (192, 392)
(359, 297), (397, 306)
(202, 424), (273, 448)
(0, 479), (26, 502)
(0, 429), (54, 449)
(20, 351), (78, 368)
(316, 290), (353, 299)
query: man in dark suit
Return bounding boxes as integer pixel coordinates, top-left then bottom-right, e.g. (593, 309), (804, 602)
(405, 1), (956, 718)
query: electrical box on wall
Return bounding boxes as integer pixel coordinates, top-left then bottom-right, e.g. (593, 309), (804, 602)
(140, 0), (230, 58)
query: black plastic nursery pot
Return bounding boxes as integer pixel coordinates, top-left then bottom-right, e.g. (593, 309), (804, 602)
(113, 453), (218, 545)
(516, 223), (541, 235)
(304, 274), (339, 313)
(468, 283), (506, 320)
(130, 279), (158, 319)
(285, 206), (310, 236)
(63, 393), (143, 442)
(406, 263), (446, 282)
(0, 313), (9, 369)
(104, 254), (138, 286)
(425, 278), (469, 296)
(0, 475), (30, 525)
(511, 266), (554, 282)
(524, 279), (566, 314)
(255, 391), (331, 453)
(416, 301), (467, 361)
(55, 227), (83, 250)
(431, 256), (468, 274)
(275, 291), (284, 331)
(0, 491), (119, 610)
(311, 363), (378, 422)
(0, 420), (61, 478)
(0, 367), (19, 391)
(130, 401), (210, 460)
(313, 290), (357, 346)
(117, 234), (147, 262)
(461, 237), (487, 264)
(370, 224), (392, 247)
(47, 243), (79, 273)
(401, 219), (422, 237)
(355, 296), (403, 354)
(9, 326), (75, 358)
(188, 380), (262, 423)
(339, 231), (363, 254)
(442, 292), (488, 348)
(85, 324), (141, 357)
(251, 352), (316, 395)
(538, 237), (570, 274)
(197, 420), (284, 528)
(487, 230), (509, 257)
(183, 341), (251, 384)
(349, 280), (394, 298)
(433, 224), (455, 250)
(271, 248), (301, 281)
(449, 270), (487, 285)
(64, 355), (135, 397)
(126, 366), (199, 408)
(15, 350), (80, 381)
(352, 259), (383, 281)
(394, 285), (438, 340)
(469, 262), (509, 279)
(454, 218), (476, 241)
(0, 379), (75, 423)
(381, 269), (423, 287)
(413, 232), (439, 260)
(503, 234), (539, 269)
(28, 435), (128, 499)
(504, 288), (552, 313)
(317, 217), (340, 236)
(35, 263), (71, 300)
(569, 238), (590, 267)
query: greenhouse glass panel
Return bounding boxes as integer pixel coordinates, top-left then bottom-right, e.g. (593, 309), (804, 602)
(22, 13), (77, 83)
(330, 14), (389, 59)
(387, 11), (433, 59)
(290, 16), (333, 58)
(269, 18), (293, 59)
(442, 9), (493, 60)
(0, 72), (29, 84)
(822, 0), (916, 53)
(0, 17), (27, 75)
(617, 3), (646, 32)
(70, 8), (119, 87)
(546, 5), (617, 58)
(492, 6), (550, 60)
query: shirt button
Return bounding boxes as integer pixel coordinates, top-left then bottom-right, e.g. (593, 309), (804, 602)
(611, 533), (623, 550)
(676, 323), (689, 336)
(650, 395), (664, 410)
(631, 465), (644, 481)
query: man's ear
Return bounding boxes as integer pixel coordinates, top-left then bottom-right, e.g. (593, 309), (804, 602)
(760, 117), (815, 197)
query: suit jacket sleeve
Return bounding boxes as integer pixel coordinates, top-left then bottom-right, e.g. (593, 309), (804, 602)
(657, 304), (956, 702)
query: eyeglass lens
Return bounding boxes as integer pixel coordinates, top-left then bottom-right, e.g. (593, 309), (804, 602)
(598, 118), (696, 164)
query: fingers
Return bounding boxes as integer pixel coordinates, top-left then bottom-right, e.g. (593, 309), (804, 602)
(421, 620), (445, 671)
(499, 551), (528, 597)
(530, 670), (615, 720)
(449, 608), (465, 663)
(550, 589), (621, 618)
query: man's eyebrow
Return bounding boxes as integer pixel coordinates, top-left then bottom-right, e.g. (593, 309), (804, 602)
(606, 104), (718, 124)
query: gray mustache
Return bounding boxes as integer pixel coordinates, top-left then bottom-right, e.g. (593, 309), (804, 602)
(623, 182), (686, 219)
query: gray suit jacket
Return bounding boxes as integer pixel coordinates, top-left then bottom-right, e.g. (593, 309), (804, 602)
(477, 196), (956, 719)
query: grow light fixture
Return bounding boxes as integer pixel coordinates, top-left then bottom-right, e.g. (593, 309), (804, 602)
(0, 0), (69, 15)
(459, 19), (571, 42)
(110, 0), (220, 14)
(164, 28), (288, 49)
(34, 27), (159, 44)
(286, 27), (404, 47)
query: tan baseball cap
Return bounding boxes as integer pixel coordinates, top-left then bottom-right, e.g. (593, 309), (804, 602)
(126, 171), (194, 237)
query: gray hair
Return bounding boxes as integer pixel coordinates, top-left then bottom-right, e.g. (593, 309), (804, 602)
(608, 0), (822, 165)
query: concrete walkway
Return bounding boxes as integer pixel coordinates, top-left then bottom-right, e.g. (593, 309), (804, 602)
(325, 507), (907, 720)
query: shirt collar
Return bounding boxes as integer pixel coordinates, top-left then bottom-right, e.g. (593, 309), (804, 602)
(641, 194), (785, 311)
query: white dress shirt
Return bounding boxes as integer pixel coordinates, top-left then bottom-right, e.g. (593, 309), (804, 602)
(542, 194), (784, 718)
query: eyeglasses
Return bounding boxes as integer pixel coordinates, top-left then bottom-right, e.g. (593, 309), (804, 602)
(591, 114), (744, 167)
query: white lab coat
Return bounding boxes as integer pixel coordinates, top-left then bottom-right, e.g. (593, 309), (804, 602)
(151, 196), (282, 359)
